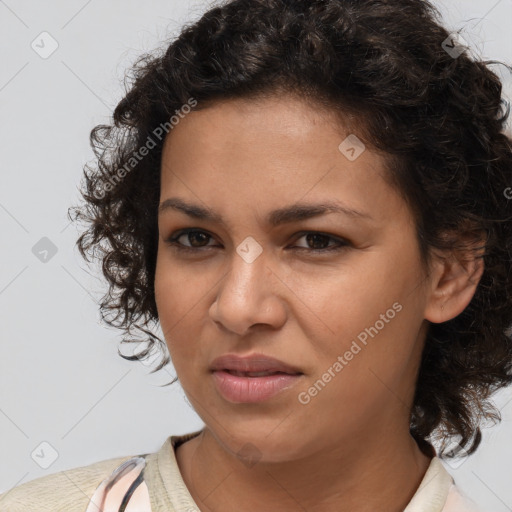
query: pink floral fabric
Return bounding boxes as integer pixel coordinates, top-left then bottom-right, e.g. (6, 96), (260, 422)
(84, 456), (151, 512)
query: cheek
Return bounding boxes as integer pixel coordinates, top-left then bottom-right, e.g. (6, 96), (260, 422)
(154, 254), (215, 373)
(290, 257), (422, 387)
(155, 256), (193, 345)
(154, 248), (212, 323)
(296, 306), (419, 437)
(285, 262), (402, 344)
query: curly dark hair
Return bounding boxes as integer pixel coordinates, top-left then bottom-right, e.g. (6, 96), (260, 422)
(68, 0), (512, 459)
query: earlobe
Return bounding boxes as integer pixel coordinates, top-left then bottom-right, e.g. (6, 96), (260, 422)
(424, 250), (485, 325)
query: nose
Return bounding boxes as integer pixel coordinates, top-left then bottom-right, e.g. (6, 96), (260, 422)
(208, 248), (287, 336)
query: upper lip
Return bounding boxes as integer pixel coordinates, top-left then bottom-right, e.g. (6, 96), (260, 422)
(210, 353), (303, 374)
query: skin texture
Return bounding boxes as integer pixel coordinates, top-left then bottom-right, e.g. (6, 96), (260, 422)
(154, 95), (484, 512)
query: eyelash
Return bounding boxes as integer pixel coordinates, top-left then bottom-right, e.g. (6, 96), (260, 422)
(164, 229), (350, 254)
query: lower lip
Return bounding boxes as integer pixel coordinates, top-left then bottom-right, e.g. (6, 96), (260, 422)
(212, 370), (303, 403)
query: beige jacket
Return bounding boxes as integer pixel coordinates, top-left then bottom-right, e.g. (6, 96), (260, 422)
(0, 429), (484, 511)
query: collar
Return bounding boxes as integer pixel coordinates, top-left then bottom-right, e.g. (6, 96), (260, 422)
(156, 430), (454, 512)
(403, 456), (455, 512)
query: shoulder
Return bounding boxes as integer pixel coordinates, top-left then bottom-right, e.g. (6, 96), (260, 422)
(0, 453), (140, 512)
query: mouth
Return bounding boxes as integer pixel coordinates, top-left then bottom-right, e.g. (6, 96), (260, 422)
(209, 353), (303, 376)
(209, 353), (304, 403)
(221, 369), (301, 378)
(211, 370), (303, 403)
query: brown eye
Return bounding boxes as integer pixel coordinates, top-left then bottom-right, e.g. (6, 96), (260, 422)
(302, 233), (332, 249)
(164, 229), (218, 251)
(180, 231), (212, 247)
(292, 232), (349, 252)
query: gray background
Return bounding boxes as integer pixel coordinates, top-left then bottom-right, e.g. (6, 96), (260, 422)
(1, 1), (511, 510)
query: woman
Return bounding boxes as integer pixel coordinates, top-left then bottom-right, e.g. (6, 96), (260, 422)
(1, 0), (511, 510)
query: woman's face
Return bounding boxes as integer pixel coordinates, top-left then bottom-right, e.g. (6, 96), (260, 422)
(155, 95), (434, 462)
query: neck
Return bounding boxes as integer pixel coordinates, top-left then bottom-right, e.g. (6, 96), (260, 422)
(175, 425), (433, 512)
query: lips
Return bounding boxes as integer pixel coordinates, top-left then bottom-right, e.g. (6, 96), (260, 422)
(224, 370), (289, 377)
(209, 353), (303, 376)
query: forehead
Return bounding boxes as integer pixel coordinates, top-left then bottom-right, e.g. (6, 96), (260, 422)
(163, 95), (349, 155)
(159, 96), (408, 226)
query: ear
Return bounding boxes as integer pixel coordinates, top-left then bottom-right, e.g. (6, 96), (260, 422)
(424, 237), (485, 324)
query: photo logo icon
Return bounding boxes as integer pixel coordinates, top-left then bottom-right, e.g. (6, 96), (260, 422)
(236, 236), (263, 264)
(31, 32), (59, 59)
(443, 440), (469, 469)
(338, 134), (366, 161)
(31, 441), (59, 469)
(32, 237), (58, 263)
(442, 33), (469, 59)
(237, 442), (262, 468)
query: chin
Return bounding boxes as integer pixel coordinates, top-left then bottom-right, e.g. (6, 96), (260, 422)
(207, 420), (311, 465)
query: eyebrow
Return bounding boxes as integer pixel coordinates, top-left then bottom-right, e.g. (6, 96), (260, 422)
(158, 197), (373, 226)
